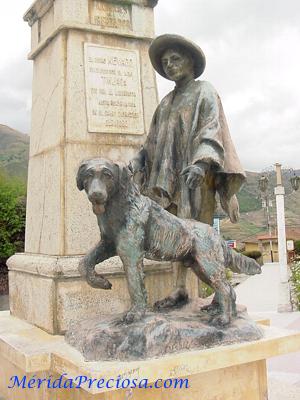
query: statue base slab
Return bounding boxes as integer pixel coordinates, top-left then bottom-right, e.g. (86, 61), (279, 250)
(65, 300), (263, 361)
(1, 311), (300, 399)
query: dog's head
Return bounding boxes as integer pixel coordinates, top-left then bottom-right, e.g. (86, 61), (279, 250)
(76, 158), (132, 215)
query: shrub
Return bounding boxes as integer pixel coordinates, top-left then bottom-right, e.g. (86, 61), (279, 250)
(0, 169), (26, 270)
(290, 261), (300, 310)
(294, 240), (300, 255)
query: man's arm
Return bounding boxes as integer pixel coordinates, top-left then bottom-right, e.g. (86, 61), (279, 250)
(190, 81), (225, 168)
(181, 82), (226, 189)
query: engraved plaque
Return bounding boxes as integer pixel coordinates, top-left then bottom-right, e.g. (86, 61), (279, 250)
(84, 43), (144, 135)
(90, 0), (132, 31)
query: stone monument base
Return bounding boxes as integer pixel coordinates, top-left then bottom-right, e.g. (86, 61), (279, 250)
(65, 300), (263, 361)
(7, 253), (199, 334)
(1, 311), (300, 400)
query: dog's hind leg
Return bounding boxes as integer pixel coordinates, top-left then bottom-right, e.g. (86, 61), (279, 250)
(202, 287), (237, 319)
(207, 282), (237, 326)
(191, 254), (236, 326)
(154, 260), (189, 311)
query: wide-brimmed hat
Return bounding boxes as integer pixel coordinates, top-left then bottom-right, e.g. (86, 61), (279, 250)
(149, 34), (206, 80)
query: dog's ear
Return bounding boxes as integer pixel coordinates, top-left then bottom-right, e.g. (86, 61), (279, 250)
(76, 161), (88, 191)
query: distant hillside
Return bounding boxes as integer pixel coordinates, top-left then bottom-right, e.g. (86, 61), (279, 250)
(0, 125), (29, 180)
(221, 169), (300, 241)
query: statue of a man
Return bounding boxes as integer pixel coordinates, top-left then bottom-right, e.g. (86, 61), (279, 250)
(130, 34), (246, 308)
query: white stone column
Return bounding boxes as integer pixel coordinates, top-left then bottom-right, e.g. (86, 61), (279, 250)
(274, 164), (288, 283)
(7, 0), (182, 334)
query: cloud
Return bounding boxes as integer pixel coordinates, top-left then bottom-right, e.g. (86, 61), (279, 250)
(0, 53), (32, 133)
(154, 0), (300, 171)
(0, 1), (32, 133)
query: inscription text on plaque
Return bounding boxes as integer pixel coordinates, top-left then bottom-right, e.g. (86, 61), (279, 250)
(84, 44), (144, 135)
(90, 1), (132, 31)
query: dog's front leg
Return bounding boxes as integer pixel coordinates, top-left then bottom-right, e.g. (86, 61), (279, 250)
(119, 252), (148, 324)
(79, 241), (115, 289)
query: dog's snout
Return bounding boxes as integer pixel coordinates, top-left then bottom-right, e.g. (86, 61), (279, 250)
(87, 178), (107, 203)
(88, 191), (107, 202)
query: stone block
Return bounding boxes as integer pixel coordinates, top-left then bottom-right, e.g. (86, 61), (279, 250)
(7, 253), (174, 334)
(9, 271), (55, 333)
(25, 148), (62, 255)
(56, 276), (130, 332)
(40, 4), (54, 41)
(132, 3), (155, 37)
(30, 33), (65, 156)
(54, 0), (89, 26)
(31, 20), (39, 49)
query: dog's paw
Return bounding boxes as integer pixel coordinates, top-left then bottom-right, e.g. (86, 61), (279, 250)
(87, 273), (112, 290)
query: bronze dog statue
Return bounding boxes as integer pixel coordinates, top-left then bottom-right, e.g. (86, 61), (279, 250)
(77, 158), (261, 326)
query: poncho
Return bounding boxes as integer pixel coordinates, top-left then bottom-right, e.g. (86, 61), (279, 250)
(141, 79), (246, 223)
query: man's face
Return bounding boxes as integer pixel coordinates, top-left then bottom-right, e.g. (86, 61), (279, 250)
(161, 48), (194, 82)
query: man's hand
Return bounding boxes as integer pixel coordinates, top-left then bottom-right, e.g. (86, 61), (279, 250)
(128, 149), (147, 188)
(181, 164), (206, 189)
(128, 158), (143, 175)
(128, 148), (146, 174)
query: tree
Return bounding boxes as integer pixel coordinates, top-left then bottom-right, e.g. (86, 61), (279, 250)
(295, 240), (300, 256)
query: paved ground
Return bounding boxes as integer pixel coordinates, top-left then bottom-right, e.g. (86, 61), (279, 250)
(236, 263), (300, 399)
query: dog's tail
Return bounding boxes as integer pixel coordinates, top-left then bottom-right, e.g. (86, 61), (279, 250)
(222, 242), (261, 275)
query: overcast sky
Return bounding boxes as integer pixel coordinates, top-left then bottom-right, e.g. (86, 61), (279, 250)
(0, 0), (299, 171)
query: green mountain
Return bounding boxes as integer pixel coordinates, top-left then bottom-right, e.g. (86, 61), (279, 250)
(0, 125), (29, 180)
(221, 169), (300, 241)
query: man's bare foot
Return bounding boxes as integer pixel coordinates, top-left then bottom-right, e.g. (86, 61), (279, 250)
(201, 301), (221, 316)
(154, 288), (189, 311)
(210, 313), (231, 327)
(122, 306), (146, 324)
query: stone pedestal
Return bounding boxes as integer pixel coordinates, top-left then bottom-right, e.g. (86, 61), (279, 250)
(8, 0), (201, 333)
(23, 0), (159, 256)
(7, 253), (199, 334)
(1, 311), (300, 399)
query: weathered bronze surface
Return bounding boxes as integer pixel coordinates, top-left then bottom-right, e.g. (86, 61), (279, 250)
(69, 35), (260, 360)
(76, 158), (260, 327)
(130, 34), (246, 309)
(66, 301), (263, 361)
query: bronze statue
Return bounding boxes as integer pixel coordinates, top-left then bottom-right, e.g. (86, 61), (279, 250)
(69, 34), (264, 361)
(130, 34), (246, 309)
(77, 158), (260, 327)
